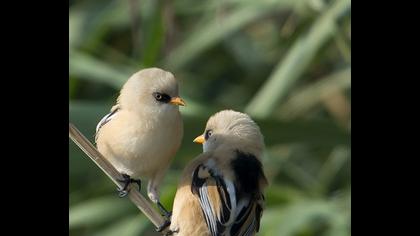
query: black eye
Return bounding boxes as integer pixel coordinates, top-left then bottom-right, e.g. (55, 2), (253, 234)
(153, 92), (171, 103)
(205, 130), (213, 140)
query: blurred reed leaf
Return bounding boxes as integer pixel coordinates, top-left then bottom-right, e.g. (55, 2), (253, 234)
(260, 199), (346, 236)
(334, 30), (351, 62)
(325, 208), (350, 236)
(69, 196), (134, 229)
(264, 184), (307, 205)
(173, 0), (299, 15)
(69, 9), (86, 49)
(76, 0), (133, 50)
(165, 0), (304, 70)
(245, 0), (351, 118)
(280, 158), (322, 193)
(69, 50), (132, 88)
(276, 67), (351, 119)
(93, 214), (150, 236)
(69, 76), (79, 98)
(140, 0), (165, 66)
(316, 146), (350, 194)
(224, 33), (267, 73)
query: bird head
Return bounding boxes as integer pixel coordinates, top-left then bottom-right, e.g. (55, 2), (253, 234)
(118, 68), (185, 116)
(194, 110), (264, 158)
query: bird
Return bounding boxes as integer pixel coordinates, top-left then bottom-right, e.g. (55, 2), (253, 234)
(94, 67), (185, 224)
(168, 110), (268, 236)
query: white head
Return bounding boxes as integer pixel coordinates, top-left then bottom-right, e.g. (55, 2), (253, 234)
(117, 68), (185, 116)
(193, 110), (264, 158)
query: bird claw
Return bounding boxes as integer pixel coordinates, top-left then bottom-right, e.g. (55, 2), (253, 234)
(116, 174), (142, 197)
(157, 201), (172, 219)
(132, 179), (142, 191)
(156, 219), (171, 233)
(117, 188), (128, 197)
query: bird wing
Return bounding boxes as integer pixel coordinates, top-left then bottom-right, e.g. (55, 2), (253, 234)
(191, 163), (236, 236)
(191, 162), (265, 236)
(230, 194), (264, 236)
(95, 104), (120, 142)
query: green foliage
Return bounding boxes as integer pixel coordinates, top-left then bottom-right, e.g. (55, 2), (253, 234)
(69, 0), (351, 235)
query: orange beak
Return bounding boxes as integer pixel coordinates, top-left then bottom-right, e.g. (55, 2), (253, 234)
(193, 135), (205, 144)
(169, 97), (186, 106)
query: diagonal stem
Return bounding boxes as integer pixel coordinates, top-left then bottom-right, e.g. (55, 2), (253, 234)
(69, 123), (169, 234)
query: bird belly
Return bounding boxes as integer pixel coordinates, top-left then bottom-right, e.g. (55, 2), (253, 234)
(170, 185), (211, 236)
(97, 121), (179, 179)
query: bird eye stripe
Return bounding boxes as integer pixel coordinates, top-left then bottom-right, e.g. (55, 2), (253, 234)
(205, 130), (213, 140)
(153, 92), (171, 103)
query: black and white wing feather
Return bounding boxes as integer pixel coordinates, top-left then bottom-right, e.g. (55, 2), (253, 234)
(191, 161), (263, 236)
(95, 104), (120, 142)
(191, 164), (237, 236)
(191, 152), (266, 236)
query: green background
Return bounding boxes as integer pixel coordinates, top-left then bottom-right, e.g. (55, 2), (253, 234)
(69, 0), (351, 235)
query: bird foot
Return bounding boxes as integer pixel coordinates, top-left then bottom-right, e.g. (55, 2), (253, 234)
(165, 229), (179, 236)
(156, 219), (172, 233)
(116, 174), (141, 197)
(157, 201), (172, 219)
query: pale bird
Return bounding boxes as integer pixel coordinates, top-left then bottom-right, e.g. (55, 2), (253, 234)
(95, 68), (185, 226)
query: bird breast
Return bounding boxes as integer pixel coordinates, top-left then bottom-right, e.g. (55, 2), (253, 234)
(97, 110), (182, 178)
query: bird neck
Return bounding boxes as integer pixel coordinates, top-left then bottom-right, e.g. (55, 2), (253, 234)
(212, 142), (263, 161)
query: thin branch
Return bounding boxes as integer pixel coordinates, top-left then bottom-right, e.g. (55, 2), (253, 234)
(69, 123), (168, 234)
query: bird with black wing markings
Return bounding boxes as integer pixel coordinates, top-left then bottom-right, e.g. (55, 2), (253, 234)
(169, 110), (267, 236)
